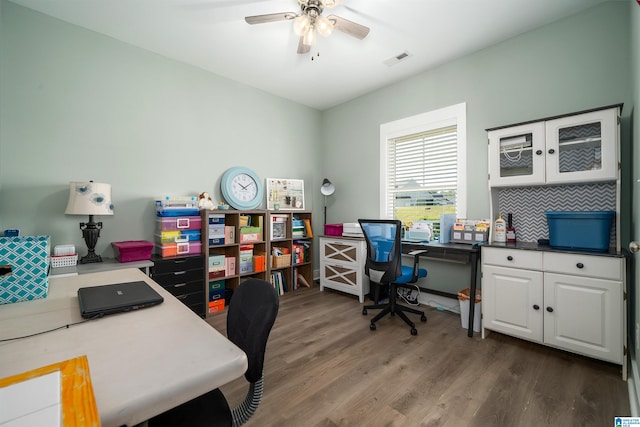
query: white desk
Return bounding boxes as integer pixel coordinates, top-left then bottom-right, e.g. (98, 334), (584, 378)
(0, 268), (247, 427)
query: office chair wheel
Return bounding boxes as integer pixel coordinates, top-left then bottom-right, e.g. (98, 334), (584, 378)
(421, 314), (427, 322)
(362, 308), (368, 315)
(411, 328), (418, 336)
(370, 322), (376, 330)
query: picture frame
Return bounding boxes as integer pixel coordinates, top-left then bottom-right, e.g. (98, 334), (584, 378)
(266, 178), (305, 210)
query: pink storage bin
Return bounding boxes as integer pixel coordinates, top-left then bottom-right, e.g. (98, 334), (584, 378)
(324, 224), (343, 236)
(112, 240), (153, 262)
(156, 216), (202, 231)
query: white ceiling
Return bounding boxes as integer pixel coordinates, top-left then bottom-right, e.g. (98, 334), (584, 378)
(8, 0), (614, 110)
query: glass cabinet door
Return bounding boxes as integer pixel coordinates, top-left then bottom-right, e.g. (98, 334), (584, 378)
(545, 108), (618, 184)
(488, 122), (545, 187)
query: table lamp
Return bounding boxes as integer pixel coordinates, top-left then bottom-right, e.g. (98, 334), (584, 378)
(320, 178), (335, 226)
(65, 181), (114, 264)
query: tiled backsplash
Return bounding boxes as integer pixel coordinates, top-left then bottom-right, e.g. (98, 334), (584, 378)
(496, 182), (617, 244)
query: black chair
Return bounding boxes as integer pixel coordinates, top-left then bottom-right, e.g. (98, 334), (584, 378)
(358, 219), (428, 335)
(148, 278), (279, 427)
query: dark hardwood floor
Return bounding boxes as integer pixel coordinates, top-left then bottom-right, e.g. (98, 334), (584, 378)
(207, 284), (630, 426)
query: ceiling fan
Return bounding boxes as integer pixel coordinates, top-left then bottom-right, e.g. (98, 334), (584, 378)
(244, 0), (370, 54)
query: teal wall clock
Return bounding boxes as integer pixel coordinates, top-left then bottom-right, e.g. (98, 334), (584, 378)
(221, 167), (264, 210)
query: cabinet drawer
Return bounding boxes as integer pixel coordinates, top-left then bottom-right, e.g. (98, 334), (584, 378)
(160, 279), (203, 297)
(482, 247), (542, 270)
(543, 252), (623, 281)
(153, 269), (203, 286)
(152, 256), (203, 274)
(173, 290), (204, 307)
(320, 238), (362, 266)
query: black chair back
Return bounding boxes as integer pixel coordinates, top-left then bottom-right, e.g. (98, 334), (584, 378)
(227, 278), (279, 383)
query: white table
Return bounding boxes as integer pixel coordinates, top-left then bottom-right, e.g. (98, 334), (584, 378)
(0, 268), (247, 427)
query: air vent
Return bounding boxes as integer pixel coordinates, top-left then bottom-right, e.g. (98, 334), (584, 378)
(384, 51), (412, 67)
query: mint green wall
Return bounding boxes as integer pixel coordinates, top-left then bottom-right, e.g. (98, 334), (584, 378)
(0, 1), (321, 257)
(0, 1), (633, 297)
(319, 1), (631, 293)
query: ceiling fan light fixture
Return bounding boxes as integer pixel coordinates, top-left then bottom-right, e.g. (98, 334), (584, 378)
(316, 15), (334, 37)
(293, 14), (311, 36)
(303, 26), (316, 46)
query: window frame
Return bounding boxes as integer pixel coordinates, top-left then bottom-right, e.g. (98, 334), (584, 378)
(379, 103), (467, 221)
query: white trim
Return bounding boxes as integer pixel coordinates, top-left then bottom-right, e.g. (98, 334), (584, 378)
(379, 103), (467, 219)
(629, 354), (640, 416)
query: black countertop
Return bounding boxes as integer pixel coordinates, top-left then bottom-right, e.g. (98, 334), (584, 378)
(481, 241), (626, 258)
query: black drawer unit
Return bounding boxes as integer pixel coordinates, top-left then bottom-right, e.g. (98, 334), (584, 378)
(151, 255), (205, 318)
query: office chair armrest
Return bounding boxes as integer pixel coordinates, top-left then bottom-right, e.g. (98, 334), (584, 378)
(407, 250), (428, 256)
(407, 250), (427, 280)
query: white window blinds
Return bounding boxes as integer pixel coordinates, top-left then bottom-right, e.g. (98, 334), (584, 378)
(385, 125), (458, 218)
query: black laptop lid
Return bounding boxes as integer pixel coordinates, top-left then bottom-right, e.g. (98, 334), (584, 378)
(78, 281), (164, 318)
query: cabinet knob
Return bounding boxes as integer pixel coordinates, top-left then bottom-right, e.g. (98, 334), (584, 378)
(507, 255), (513, 261)
(576, 263), (584, 269)
(546, 306), (554, 313)
(548, 148), (555, 154)
(533, 304), (540, 310)
(535, 150), (543, 155)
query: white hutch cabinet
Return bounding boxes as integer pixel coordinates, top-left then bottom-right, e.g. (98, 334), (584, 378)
(482, 104), (627, 379)
(488, 107), (619, 187)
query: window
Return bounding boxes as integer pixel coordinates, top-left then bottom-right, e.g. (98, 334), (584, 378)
(380, 103), (466, 240)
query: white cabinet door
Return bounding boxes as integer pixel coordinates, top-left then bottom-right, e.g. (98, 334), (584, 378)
(545, 108), (619, 184)
(543, 272), (623, 364)
(482, 265), (543, 342)
(488, 122), (546, 187)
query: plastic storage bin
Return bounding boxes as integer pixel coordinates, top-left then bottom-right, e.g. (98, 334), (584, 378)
(112, 240), (154, 262)
(324, 224), (343, 236)
(545, 211), (614, 251)
(155, 230), (201, 244)
(156, 216), (202, 231)
(155, 241), (202, 257)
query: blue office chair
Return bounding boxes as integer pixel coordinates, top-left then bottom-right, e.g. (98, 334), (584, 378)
(358, 219), (428, 335)
(148, 278), (279, 427)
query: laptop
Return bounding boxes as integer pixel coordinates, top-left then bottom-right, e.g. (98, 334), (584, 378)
(78, 281), (164, 318)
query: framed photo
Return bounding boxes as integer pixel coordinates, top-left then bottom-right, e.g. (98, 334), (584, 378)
(266, 178), (305, 210)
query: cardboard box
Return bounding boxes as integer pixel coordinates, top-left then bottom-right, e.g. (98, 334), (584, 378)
(0, 236), (50, 304)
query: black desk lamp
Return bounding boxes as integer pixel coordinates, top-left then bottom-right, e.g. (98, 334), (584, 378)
(320, 178), (335, 226)
(65, 181), (114, 264)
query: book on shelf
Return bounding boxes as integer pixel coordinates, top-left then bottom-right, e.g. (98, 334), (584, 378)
(302, 218), (313, 237)
(270, 270), (287, 295)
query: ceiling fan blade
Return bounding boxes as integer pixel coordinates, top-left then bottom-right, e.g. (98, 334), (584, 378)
(245, 12), (297, 25)
(327, 14), (370, 39)
(297, 37), (311, 54)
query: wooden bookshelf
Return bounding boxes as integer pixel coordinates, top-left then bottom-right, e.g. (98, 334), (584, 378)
(201, 209), (313, 316)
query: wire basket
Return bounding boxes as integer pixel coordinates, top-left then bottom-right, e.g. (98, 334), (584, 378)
(50, 254), (78, 268)
(272, 254), (291, 268)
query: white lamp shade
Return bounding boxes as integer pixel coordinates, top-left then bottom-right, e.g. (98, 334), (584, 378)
(316, 15), (334, 37)
(65, 182), (114, 215)
(293, 15), (311, 36)
(321, 178), (335, 196)
(303, 26), (316, 46)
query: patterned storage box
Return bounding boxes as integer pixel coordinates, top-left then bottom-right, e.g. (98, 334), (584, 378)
(0, 235), (50, 304)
